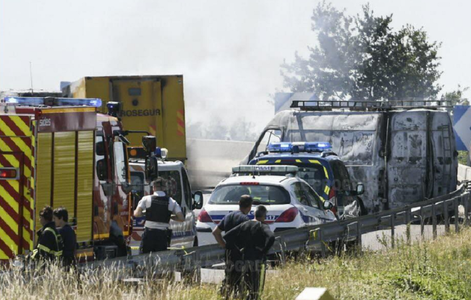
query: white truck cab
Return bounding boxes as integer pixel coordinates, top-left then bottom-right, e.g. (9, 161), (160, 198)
(128, 149), (202, 252)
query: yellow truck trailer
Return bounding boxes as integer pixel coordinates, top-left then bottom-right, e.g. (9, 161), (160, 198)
(62, 75), (186, 162)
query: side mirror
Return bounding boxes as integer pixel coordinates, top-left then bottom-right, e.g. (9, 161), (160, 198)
(96, 159), (108, 181)
(193, 191), (203, 210)
(113, 131), (130, 145)
(356, 183), (365, 195)
(101, 182), (114, 196)
(121, 181), (133, 194)
(142, 136), (157, 153)
(145, 156), (158, 183)
(323, 200), (334, 210)
(96, 141), (106, 156)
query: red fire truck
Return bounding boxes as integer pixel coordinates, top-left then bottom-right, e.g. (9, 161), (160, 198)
(0, 97), (155, 262)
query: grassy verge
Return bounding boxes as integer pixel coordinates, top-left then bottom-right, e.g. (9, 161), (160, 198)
(263, 229), (471, 299)
(2, 229), (471, 299)
(458, 150), (469, 165)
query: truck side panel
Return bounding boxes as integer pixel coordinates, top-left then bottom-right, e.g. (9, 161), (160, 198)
(109, 79), (164, 147)
(35, 132), (53, 231)
(66, 76), (187, 161)
(53, 132), (76, 215)
(0, 115), (34, 259)
(36, 130), (95, 244)
(76, 131), (94, 243)
(0, 152), (24, 259)
(161, 76), (186, 160)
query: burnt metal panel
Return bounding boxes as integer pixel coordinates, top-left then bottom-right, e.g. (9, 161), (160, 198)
(246, 109), (458, 213)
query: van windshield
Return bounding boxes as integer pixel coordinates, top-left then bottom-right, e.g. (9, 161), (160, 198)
(283, 113), (379, 165)
(159, 170), (183, 205)
(209, 184), (290, 205)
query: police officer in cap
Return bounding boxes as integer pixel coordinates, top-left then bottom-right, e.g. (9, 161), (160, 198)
(134, 177), (184, 253)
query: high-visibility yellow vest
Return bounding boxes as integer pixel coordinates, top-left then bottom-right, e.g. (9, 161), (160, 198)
(32, 227), (63, 258)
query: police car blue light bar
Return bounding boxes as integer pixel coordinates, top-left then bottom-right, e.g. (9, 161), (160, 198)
(304, 142), (332, 152)
(232, 165), (298, 174)
(3, 97), (102, 107)
(267, 142), (293, 152)
(267, 142), (332, 153)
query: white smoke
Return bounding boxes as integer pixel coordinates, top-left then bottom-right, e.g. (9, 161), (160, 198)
(0, 0), (470, 133)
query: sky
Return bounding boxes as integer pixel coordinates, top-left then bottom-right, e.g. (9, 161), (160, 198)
(1, 0), (470, 133)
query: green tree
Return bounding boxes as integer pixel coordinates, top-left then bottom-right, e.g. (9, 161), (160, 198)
(441, 86), (469, 106)
(281, 2), (443, 100)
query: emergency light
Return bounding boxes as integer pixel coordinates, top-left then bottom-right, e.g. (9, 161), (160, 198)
(232, 165), (298, 175)
(107, 101), (121, 117)
(267, 142), (293, 152)
(267, 142), (332, 153)
(128, 147), (168, 160)
(3, 97), (102, 107)
(0, 168), (18, 180)
(303, 142), (332, 152)
(153, 147), (169, 159)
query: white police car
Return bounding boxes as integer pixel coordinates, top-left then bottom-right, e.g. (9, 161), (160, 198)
(196, 165), (337, 233)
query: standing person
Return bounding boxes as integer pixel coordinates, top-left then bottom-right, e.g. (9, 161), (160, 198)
(31, 206), (63, 262)
(212, 195), (253, 298)
(53, 207), (76, 269)
(134, 177), (184, 253)
(223, 206), (275, 300)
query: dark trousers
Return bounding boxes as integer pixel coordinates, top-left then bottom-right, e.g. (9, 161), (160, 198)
(222, 249), (244, 299)
(140, 228), (168, 254)
(243, 260), (266, 300)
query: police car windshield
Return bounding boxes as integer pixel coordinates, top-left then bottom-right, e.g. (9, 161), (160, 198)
(209, 184), (290, 205)
(254, 160), (327, 196)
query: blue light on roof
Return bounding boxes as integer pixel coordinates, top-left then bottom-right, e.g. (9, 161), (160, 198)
(267, 142), (332, 153)
(154, 147), (162, 157)
(304, 142), (332, 152)
(53, 98), (102, 107)
(267, 142), (293, 152)
(4, 97), (44, 106)
(2, 97), (102, 107)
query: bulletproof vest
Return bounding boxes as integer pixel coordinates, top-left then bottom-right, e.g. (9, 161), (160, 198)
(146, 196), (171, 223)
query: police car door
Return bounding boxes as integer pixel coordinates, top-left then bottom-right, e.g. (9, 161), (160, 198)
(300, 182), (335, 223)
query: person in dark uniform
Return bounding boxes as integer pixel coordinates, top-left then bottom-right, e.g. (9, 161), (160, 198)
(31, 206), (63, 263)
(212, 195), (253, 299)
(224, 205), (275, 300)
(134, 177), (184, 253)
(53, 207), (76, 269)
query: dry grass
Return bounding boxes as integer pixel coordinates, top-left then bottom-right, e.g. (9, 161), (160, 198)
(2, 229), (471, 299)
(263, 228), (471, 300)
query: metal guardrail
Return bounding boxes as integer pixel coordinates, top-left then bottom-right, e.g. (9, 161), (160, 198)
(459, 164), (471, 182)
(86, 182), (471, 278)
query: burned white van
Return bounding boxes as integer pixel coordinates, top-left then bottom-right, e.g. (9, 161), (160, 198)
(243, 100), (458, 212)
